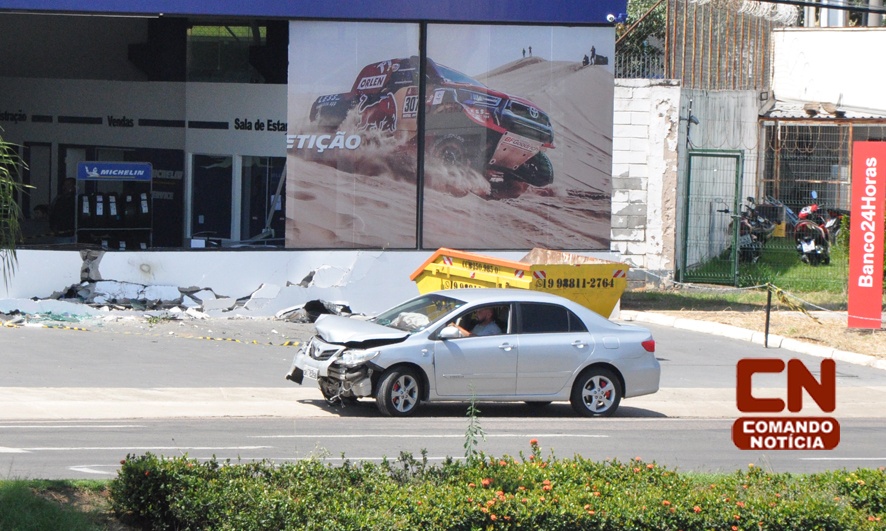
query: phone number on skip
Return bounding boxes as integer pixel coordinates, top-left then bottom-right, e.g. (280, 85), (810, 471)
(536, 278), (617, 289)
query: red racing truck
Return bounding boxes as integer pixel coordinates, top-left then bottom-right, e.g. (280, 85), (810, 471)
(309, 56), (555, 191)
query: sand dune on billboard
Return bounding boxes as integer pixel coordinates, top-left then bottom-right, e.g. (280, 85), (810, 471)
(286, 58), (612, 249)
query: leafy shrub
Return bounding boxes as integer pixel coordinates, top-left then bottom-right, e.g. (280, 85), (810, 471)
(110, 444), (886, 530)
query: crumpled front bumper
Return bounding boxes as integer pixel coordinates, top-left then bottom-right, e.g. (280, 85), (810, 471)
(284, 343), (333, 385)
(285, 344), (375, 398)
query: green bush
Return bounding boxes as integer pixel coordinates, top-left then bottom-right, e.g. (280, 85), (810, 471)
(110, 445), (886, 530)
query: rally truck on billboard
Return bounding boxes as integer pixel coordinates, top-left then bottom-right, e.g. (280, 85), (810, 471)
(309, 56), (555, 191)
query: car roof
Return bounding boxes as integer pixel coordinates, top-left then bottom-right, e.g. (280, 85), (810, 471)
(429, 288), (579, 306)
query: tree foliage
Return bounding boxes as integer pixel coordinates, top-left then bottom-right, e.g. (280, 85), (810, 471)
(617, 0), (668, 55)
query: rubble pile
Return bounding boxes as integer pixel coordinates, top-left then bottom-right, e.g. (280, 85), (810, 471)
(1, 279), (354, 324)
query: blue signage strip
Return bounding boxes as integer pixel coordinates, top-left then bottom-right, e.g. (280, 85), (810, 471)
(77, 162), (153, 181)
(0, 0), (627, 24)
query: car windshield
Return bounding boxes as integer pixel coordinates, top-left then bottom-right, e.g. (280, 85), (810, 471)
(436, 63), (485, 87)
(372, 293), (466, 333)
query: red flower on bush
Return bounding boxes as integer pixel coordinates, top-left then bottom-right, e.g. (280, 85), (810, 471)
(530, 438), (538, 446)
(662, 500), (671, 506)
(693, 505), (702, 513)
(481, 478), (492, 487)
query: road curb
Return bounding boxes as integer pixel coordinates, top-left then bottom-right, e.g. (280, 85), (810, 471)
(619, 310), (884, 370)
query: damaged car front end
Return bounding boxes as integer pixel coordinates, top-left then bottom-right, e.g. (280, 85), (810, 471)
(285, 292), (466, 409)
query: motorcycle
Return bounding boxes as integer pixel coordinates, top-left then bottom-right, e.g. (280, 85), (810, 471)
(742, 196), (776, 246)
(718, 197), (775, 263)
(795, 191), (831, 266)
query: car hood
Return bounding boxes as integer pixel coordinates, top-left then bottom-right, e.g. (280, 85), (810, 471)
(314, 314), (410, 345)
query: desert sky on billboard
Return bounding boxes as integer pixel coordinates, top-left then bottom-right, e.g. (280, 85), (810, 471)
(285, 21), (614, 250)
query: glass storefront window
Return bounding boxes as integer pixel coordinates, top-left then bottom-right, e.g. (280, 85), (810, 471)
(286, 21), (420, 248)
(191, 154), (233, 239)
(241, 156), (286, 243)
(422, 24), (613, 250)
(188, 24), (266, 83)
(285, 21), (613, 251)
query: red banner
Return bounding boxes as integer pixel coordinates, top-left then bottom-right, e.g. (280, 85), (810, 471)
(848, 141), (886, 329)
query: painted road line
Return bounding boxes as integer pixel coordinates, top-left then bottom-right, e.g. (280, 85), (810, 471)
(21, 446), (273, 451)
(251, 434), (608, 438)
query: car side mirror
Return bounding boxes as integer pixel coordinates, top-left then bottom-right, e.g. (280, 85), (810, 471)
(439, 326), (461, 340)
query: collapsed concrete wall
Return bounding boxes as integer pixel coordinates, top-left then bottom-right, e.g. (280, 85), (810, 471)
(0, 248), (623, 318)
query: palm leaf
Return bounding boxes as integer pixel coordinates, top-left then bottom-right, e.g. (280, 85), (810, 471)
(0, 131), (29, 286)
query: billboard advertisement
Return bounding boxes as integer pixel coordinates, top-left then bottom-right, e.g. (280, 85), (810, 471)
(286, 21), (614, 250)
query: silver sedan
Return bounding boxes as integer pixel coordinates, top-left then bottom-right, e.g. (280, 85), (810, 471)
(285, 288), (660, 417)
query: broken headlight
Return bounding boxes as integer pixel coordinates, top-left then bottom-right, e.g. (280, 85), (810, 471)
(338, 349), (380, 368)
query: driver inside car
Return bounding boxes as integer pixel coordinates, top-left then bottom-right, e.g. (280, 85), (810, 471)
(450, 306), (502, 337)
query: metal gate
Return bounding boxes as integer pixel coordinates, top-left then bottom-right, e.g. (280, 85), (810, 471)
(679, 149), (744, 285)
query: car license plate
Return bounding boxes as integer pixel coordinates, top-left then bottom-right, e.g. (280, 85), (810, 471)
(304, 367), (319, 380)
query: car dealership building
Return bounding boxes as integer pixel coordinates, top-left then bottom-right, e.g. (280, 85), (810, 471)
(0, 1), (625, 311)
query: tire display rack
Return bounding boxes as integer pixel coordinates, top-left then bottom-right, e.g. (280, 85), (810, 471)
(75, 161), (153, 250)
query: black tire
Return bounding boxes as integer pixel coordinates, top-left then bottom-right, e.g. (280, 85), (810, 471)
(570, 367), (622, 417)
(431, 134), (473, 168)
(510, 152), (554, 187)
(376, 367), (422, 417)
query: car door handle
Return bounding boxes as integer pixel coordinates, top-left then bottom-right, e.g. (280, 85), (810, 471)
(571, 340), (587, 349)
(498, 343), (515, 352)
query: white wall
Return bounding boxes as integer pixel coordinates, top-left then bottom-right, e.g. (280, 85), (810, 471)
(772, 28), (886, 112)
(611, 79), (681, 285)
(0, 248), (623, 316)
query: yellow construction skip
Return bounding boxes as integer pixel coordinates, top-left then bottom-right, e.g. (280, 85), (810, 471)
(410, 248), (630, 317)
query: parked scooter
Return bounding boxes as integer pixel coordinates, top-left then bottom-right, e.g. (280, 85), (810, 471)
(795, 191), (831, 266)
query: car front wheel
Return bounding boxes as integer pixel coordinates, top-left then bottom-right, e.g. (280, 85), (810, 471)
(377, 367), (422, 417)
(570, 367), (622, 417)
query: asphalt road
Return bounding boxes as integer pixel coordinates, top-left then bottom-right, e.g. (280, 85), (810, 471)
(1, 319), (885, 479)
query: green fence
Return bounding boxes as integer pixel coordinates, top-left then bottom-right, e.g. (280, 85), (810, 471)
(679, 149), (849, 292)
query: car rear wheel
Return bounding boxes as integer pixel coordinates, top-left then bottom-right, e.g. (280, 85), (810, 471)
(377, 367), (422, 417)
(570, 367), (622, 417)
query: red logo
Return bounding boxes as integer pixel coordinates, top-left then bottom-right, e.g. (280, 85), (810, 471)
(732, 359), (839, 450)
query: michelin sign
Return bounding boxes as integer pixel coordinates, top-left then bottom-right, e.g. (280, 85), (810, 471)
(77, 162), (152, 181)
